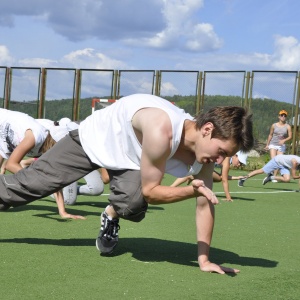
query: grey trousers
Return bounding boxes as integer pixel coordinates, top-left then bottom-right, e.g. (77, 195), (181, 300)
(0, 130), (148, 222)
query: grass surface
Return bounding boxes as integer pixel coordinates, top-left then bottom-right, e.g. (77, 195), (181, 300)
(1, 171), (300, 299)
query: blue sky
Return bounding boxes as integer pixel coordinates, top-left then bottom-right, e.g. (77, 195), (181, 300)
(1, 0), (300, 71)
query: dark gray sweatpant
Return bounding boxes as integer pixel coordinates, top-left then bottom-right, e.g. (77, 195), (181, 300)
(0, 130), (147, 222)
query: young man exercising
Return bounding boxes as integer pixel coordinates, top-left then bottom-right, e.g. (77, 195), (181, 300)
(0, 94), (254, 275)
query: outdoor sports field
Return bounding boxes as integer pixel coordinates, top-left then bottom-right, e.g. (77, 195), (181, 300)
(1, 170), (299, 300)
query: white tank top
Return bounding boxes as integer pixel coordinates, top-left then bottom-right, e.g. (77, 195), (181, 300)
(0, 109), (48, 159)
(79, 94), (200, 177)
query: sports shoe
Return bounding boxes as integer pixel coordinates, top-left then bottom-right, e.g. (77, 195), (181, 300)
(96, 211), (120, 254)
(238, 178), (247, 187)
(262, 173), (273, 185)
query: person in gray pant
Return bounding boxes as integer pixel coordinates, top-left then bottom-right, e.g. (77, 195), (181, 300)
(0, 94), (254, 275)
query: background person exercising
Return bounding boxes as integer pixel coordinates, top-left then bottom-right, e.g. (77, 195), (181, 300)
(238, 154), (300, 186)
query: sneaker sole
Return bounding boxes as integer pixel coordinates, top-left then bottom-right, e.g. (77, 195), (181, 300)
(95, 238), (117, 255)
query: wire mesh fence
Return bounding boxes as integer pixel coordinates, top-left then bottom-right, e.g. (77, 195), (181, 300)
(117, 70), (155, 97)
(0, 66), (299, 152)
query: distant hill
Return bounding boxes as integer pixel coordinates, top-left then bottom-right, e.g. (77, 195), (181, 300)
(1, 95), (296, 145)
(167, 95), (295, 143)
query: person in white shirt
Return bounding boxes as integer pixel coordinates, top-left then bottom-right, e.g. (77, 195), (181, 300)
(40, 117), (107, 205)
(0, 94), (254, 275)
(25, 117), (108, 205)
(0, 109), (84, 220)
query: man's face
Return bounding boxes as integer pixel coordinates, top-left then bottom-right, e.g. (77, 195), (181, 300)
(195, 136), (239, 165)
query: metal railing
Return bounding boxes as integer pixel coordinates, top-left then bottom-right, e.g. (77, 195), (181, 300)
(1, 66), (299, 153)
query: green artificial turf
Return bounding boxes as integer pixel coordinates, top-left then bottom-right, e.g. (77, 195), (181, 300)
(1, 172), (299, 299)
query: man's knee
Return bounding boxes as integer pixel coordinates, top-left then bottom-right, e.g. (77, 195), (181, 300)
(113, 203), (148, 222)
(282, 175), (290, 182)
(109, 189), (148, 222)
(109, 181), (148, 222)
(108, 169), (147, 222)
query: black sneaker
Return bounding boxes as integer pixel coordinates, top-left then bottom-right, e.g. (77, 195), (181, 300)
(262, 173), (273, 185)
(96, 211), (120, 254)
(238, 178), (246, 187)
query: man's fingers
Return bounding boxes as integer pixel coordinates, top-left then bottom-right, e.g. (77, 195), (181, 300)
(75, 215), (86, 220)
(62, 214), (86, 220)
(220, 266), (240, 273)
(200, 261), (240, 274)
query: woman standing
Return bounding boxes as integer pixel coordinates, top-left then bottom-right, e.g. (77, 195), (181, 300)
(265, 109), (292, 179)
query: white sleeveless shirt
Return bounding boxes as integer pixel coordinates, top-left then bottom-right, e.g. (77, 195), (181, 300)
(0, 109), (48, 159)
(79, 94), (202, 177)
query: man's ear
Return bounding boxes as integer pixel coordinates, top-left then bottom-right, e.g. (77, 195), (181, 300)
(201, 122), (214, 137)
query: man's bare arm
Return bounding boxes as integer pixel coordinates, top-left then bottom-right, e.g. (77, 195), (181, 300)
(135, 109), (218, 204)
(195, 163), (240, 274)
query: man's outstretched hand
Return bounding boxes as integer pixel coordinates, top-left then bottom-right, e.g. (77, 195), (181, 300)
(192, 179), (219, 205)
(200, 260), (240, 275)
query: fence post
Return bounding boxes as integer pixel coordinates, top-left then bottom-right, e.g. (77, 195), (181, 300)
(113, 70), (118, 99)
(196, 71), (203, 113)
(4, 67), (11, 109)
(244, 71), (251, 109)
(291, 72), (300, 154)
(248, 72), (254, 111)
(200, 72), (207, 112)
(38, 68), (46, 118)
(116, 70), (121, 99)
(154, 70), (161, 96)
(73, 69), (81, 121)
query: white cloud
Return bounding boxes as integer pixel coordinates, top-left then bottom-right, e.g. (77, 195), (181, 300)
(160, 81), (179, 95)
(171, 34), (300, 71)
(0, 0), (221, 53)
(270, 35), (300, 70)
(61, 48), (128, 69)
(0, 0), (165, 41)
(0, 45), (14, 65)
(18, 58), (58, 67)
(124, 0), (222, 52)
(184, 23), (223, 51)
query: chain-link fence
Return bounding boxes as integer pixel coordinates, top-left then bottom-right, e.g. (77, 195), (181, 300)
(117, 70), (155, 97)
(4, 67), (41, 117)
(159, 70), (199, 115)
(0, 66), (300, 152)
(201, 71), (246, 111)
(250, 71), (299, 153)
(78, 69), (114, 121)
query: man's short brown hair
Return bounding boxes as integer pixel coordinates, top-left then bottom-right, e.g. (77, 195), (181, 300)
(194, 106), (254, 152)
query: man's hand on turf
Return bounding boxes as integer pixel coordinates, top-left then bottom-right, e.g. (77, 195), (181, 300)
(200, 260), (240, 274)
(60, 212), (86, 220)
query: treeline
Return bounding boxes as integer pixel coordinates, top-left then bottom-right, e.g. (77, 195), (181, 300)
(169, 95), (295, 142)
(1, 95), (295, 143)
